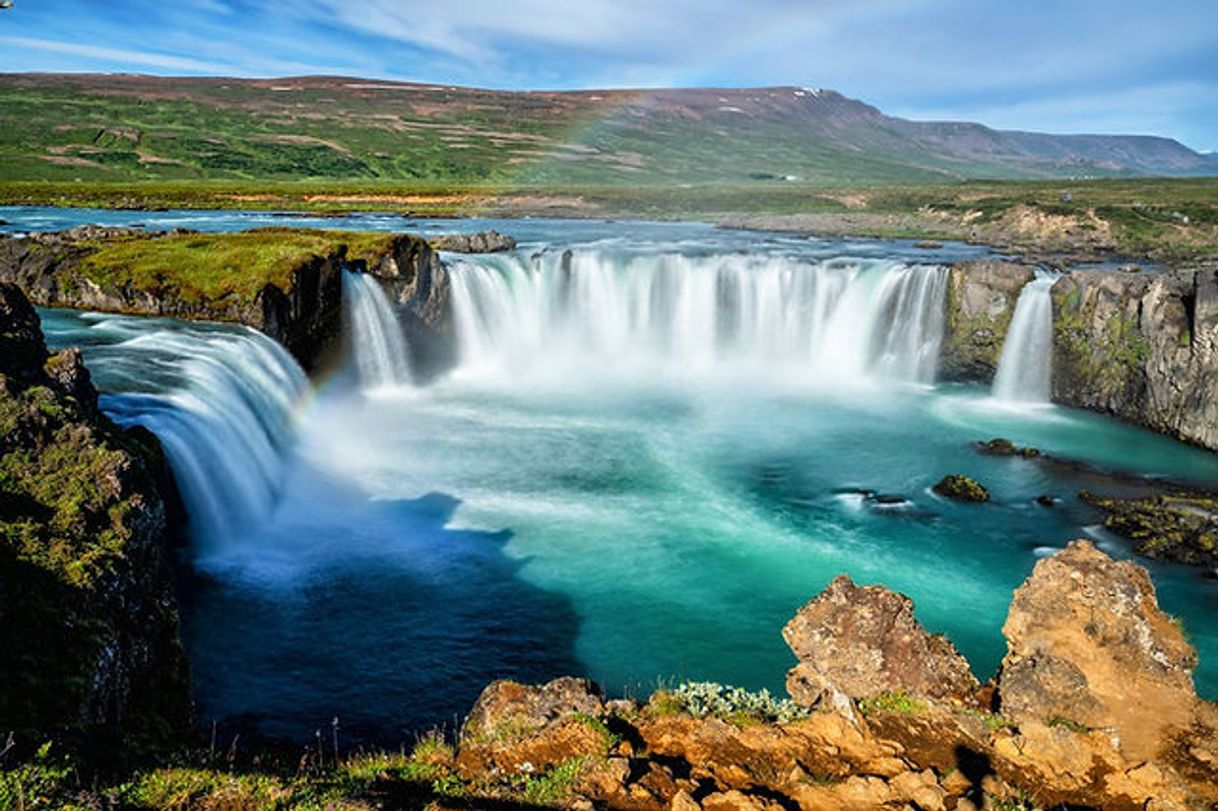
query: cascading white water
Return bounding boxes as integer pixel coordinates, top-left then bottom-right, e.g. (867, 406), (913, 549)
(447, 251), (948, 384)
(99, 326), (309, 549)
(993, 271), (1057, 402)
(343, 270), (412, 389)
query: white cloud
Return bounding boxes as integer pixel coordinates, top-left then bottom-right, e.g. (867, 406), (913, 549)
(0, 35), (235, 73)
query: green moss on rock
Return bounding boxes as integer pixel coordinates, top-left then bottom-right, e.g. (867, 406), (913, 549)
(933, 474), (990, 503)
(76, 227), (398, 306)
(0, 283), (189, 760)
(1079, 490), (1218, 567)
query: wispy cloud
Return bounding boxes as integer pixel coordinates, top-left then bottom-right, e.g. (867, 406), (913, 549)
(0, 35), (234, 73)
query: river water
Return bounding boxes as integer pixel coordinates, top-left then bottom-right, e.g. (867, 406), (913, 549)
(12, 207), (1218, 744)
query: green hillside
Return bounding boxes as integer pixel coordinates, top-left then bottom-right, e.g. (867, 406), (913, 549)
(1, 74), (1214, 186)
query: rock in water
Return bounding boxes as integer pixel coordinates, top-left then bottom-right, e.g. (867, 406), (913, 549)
(429, 230), (517, 253)
(782, 575), (979, 708)
(975, 437), (1040, 458)
(997, 540), (1198, 759)
(933, 474), (990, 502)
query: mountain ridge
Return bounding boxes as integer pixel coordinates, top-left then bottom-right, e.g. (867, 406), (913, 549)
(0, 72), (1214, 184)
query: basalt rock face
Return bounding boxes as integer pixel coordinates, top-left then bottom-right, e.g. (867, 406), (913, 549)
(997, 540), (1198, 759)
(1052, 266), (1218, 450)
(363, 235), (456, 378)
(782, 574), (980, 709)
(429, 230), (517, 254)
(940, 260), (1035, 382)
(0, 283), (189, 754)
(450, 543), (1218, 810)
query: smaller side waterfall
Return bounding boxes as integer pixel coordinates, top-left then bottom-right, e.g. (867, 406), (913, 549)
(343, 270), (412, 389)
(993, 271), (1056, 402)
(98, 326), (310, 549)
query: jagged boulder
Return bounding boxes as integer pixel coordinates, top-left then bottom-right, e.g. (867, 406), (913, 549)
(997, 540), (1198, 759)
(782, 575), (980, 708)
(457, 677), (608, 776)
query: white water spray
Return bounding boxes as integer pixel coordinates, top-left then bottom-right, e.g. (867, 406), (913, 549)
(447, 251), (948, 384)
(99, 326), (309, 550)
(343, 270), (412, 389)
(993, 271), (1056, 403)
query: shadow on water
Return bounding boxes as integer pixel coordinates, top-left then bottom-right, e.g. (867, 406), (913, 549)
(177, 489), (584, 749)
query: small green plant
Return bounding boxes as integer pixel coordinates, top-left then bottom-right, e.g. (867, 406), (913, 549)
(858, 690), (926, 716)
(666, 681), (810, 724)
(512, 757), (587, 807)
(0, 742), (75, 810)
(960, 707), (1014, 732)
(1047, 716), (1092, 733)
(569, 712), (621, 753)
(472, 715), (540, 746)
(646, 690), (687, 718)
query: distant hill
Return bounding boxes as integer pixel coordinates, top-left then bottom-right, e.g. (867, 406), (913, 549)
(1, 73), (1214, 185)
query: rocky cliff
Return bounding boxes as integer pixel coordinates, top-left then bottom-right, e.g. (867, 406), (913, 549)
(940, 260), (1034, 382)
(451, 541), (1217, 810)
(0, 283), (190, 757)
(1051, 266), (1218, 450)
(0, 227), (454, 373)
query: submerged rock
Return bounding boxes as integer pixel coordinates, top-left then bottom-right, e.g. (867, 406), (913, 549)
(932, 474), (990, 502)
(782, 574), (979, 708)
(429, 230), (516, 253)
(1079, 489), (1218, 567)
(997, 540), (1198, 760)
(975, 437), (1040, 458)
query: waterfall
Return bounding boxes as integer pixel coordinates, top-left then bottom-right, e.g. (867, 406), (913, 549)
(447, 251), (948, 384)
(98, 325), (309, 550)
(343, 270), (412, 389)
(993, 271), (1056, 403)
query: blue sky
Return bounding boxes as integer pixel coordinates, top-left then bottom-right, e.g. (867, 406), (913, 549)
(1, 0), (1215, 150)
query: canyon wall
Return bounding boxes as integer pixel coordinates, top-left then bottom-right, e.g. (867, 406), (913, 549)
(1051, 266), (1218, 449)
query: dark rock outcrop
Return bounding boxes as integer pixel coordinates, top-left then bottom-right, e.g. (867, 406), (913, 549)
(429, 230), (517, 254)
(997, 540), (1198, 760)
(932, 474), (990, 502)
(782, 574), (980, 709)
(975, 437), (1040, 458)
(940, 260), (1035, 382)
(1052, 266), (1218, 450)
(1079, 489), (1218, 566)
(0, 283), (189, 754)
(359, 235), (455, 377)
